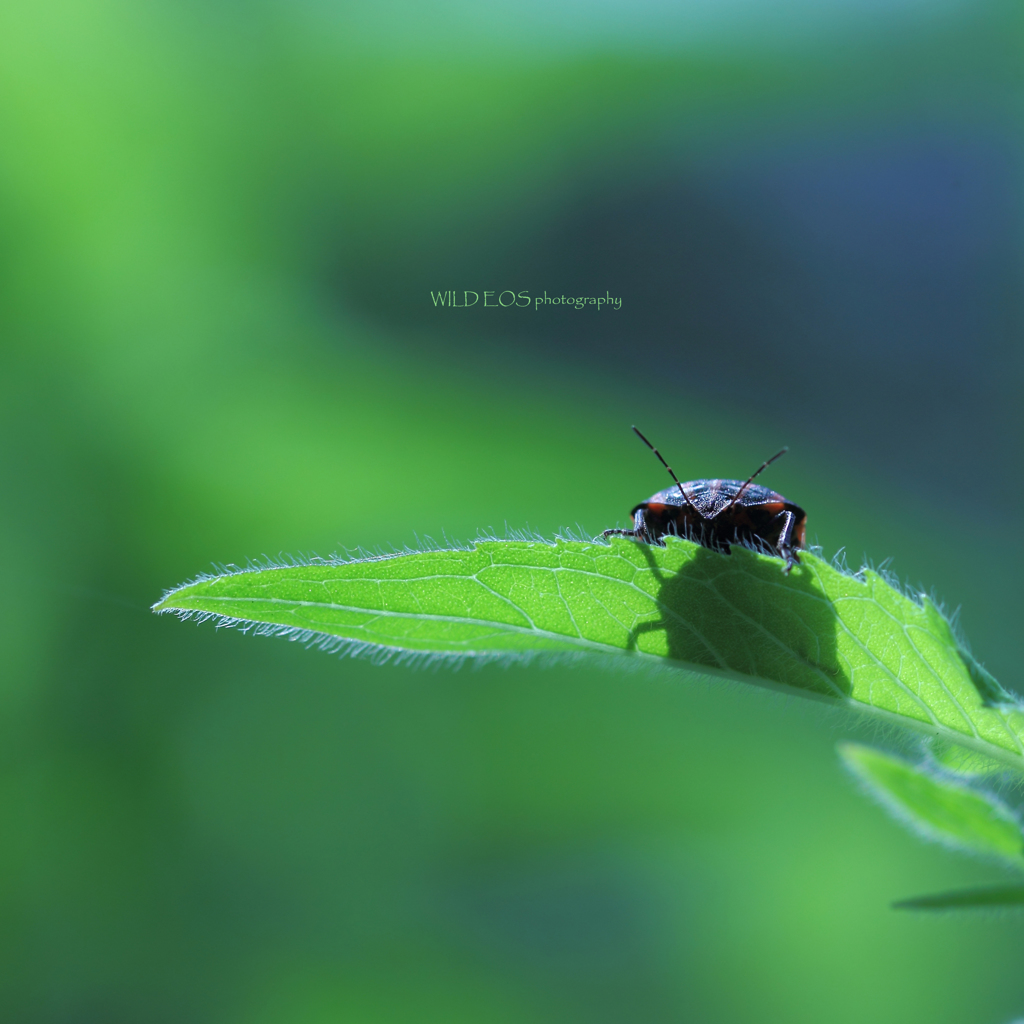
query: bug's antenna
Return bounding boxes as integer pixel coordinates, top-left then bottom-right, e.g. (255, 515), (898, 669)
(723, 447), (789, 512)
(632, 426), (687, 503)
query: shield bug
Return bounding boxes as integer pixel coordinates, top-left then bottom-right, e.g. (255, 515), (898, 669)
(604, 426), (807, 573)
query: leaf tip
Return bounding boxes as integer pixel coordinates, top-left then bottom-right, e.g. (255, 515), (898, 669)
(892, 885), (1024, 912)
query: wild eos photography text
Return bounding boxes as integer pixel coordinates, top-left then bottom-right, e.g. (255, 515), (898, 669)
(430, 289), (623, 310)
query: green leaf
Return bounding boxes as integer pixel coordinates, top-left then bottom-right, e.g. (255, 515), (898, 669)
(892, 886), (1024, 911)
(926, 736), (1008, 778)
(154, 536), (1024, 769)
(839, 743), (1024, 866)
(957, 645), (1017, 707)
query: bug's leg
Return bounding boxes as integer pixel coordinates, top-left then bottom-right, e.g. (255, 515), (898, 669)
(776, 510), (800, 574)
(633, 508), (659, 544)
(604, 508), (642, 541)
(604, 509), (654, 543)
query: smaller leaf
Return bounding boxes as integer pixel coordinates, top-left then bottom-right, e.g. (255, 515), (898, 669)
(838, 743), (1024, 867)
(893, 885), (1024, 911)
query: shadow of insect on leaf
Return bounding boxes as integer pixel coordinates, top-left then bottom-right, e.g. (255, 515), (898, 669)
(624, 542), (851, 699)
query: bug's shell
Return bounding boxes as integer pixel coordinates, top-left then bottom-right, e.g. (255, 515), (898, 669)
(631, 479), (807, 561)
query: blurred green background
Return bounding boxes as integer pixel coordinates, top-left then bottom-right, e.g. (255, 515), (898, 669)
(2, 0), (1023, 1020)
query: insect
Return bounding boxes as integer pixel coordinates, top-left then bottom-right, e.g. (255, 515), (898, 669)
(603, 427), (807, 574)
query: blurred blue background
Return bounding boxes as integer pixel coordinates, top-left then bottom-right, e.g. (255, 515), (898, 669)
(1, 0), (1023, 1020)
